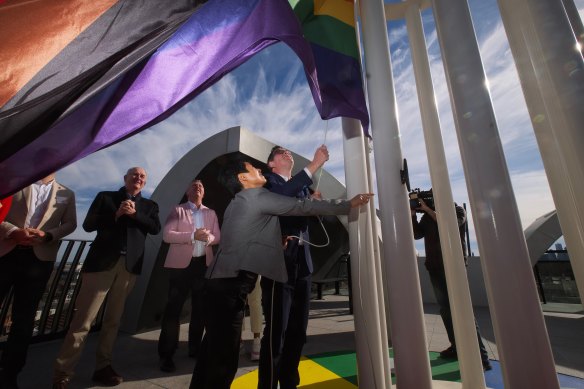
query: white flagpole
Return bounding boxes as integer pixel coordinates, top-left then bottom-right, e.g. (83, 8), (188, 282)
(431, 0), (559, 387)
(404, 3), (486, 387)
(497, 0), (584, 318)
(358, 0), (433, 387)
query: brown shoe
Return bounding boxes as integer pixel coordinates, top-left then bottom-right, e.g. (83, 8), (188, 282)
(91, 365), (123, 386)
(52, 376), (70, 389)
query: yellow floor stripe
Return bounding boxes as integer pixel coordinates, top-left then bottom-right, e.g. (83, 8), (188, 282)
(232, 357), (357, 388)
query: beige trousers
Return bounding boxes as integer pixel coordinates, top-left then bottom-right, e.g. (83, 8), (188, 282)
(248, 276), (263, 334)
(54, 257), (136, 378)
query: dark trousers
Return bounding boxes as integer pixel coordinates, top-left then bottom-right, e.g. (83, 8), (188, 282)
(158, 256), (207, 359)
(428, 267), (489, 362)
(258, 243), (311, 389)
(0, 248), (53, 378)
(190, 271), (257, 389)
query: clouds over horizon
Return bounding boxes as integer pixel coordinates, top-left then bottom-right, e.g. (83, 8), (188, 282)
(61, 0), (578, 254)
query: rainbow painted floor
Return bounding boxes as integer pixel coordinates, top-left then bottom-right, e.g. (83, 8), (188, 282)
(233, 350), (584, 388)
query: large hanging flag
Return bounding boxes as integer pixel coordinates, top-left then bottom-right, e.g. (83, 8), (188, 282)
(0, 0), (369, 197)
(289, 0), (369, 132)
(0, 0), (203, 161)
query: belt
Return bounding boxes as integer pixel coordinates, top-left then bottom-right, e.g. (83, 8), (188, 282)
(192, 255), (206, 261)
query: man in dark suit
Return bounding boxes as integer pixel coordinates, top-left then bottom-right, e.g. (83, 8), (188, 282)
(258, 145), (328, 389)
(0, 173), (76, 389)
(53, 167), (161, 389)
(190, 159), (372, 389)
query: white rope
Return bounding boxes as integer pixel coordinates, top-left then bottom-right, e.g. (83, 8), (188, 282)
(292, 119), (331, 248)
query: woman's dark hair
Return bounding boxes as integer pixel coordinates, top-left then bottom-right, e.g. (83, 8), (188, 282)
(218, 158), (251, 196)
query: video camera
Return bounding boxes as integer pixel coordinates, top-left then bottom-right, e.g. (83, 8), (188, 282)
(409, 188), (434, 211)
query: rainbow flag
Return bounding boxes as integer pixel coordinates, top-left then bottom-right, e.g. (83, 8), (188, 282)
(0, 0), (307, 196)
(0, 0), (369, 197)
(0, 0), (202, 161)
(290, 0), (369, 132)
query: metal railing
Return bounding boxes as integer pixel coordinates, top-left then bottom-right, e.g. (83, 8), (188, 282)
(0, 239), (105, 346)
(534, 250), (581, 305)
(1, 240), (579, 347)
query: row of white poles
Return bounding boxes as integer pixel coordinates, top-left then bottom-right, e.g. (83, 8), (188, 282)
(404, 3), (486, 387)
(357, 0), (434, 387)
(431, 0), (558, 387)
(341, 0), (583, 387)
(343, 118), (392, 389)
(497, 0), (584, 315)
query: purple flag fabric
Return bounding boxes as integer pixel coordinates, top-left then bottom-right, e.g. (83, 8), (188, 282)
(0, 0), (366, 196)
(0, 0), (315, 196)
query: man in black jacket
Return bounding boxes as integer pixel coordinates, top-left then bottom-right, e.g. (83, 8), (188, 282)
(412, 198), (491, 371)
(53, 167), (161, 389)
(189, 159), (371, 389)
(258, 145), (328, 389)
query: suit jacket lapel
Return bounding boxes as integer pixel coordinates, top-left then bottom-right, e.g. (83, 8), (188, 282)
(37, 181), (58, 228)
(182, 203), (194, 227)
(23, 185), (33, 217)
(134, 196), (144, 218)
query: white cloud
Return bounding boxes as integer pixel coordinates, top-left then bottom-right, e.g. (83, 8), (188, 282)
(383, 0), (573, 255)
(61, 1), (581, 255)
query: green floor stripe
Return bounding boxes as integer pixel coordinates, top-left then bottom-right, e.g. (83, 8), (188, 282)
(308, 350), (462, 384)
(429, 351), (461, 382)
(310, 350), (359, 385)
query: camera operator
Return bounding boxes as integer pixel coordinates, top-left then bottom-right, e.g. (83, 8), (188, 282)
(411, 197), (492, 371)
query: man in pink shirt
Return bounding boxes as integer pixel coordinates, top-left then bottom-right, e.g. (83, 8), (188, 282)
(158, 179), (220, 372)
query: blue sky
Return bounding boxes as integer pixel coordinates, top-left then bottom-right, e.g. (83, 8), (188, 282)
(58, 0), (584, 256)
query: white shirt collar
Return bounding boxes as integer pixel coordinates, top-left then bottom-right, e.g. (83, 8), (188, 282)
(34, 179), (54, 187)
(187, 201), (203, 210)
(277, 173), (290, 182)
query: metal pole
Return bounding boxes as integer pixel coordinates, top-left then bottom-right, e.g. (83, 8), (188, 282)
(359, 0), (433, 387)
(497, 0), (584, 314)
(362, 127), (393, 368)
(405, 3), (485, 387)
(363, 134), (392, 350)
(561, 0), (584, 53)
(355, 4), (393, 345)
(463, 204), (472, 257)
(342, 118), (391, 389)
(431, 1), (559, 387)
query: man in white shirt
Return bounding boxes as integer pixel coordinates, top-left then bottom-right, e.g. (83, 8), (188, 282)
(0, 174), (77, 389)
(158, 179), (220, 372)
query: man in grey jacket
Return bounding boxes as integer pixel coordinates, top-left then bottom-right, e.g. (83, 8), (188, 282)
(190, 159), (372, 389)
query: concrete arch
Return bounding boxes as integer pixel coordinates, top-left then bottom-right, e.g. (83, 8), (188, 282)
(524, 210), (563, 266)
(122, 126), (351, 332)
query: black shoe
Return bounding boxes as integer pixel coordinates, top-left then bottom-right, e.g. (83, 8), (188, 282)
(0, 370), (19, 389)
(160, 357), (176, 373)
(92, 365), (123, 386)
(439, 346), (458, 359)
(482, 360), (493, 371)
(52, 376), (70, 389)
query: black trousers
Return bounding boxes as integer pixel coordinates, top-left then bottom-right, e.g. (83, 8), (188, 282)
(428, 267), (490, 362)
(0, 248), (53, 378)
(158, 256), (207, 359)
(190, 271), (257, 389)
(258, 242), (311, 389)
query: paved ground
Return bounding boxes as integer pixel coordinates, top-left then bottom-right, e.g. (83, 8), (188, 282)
(16, 294), (584, 388)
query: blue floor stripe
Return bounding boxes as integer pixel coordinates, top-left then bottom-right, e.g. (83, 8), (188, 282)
(484, 360), (584, 388)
